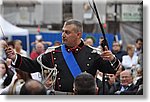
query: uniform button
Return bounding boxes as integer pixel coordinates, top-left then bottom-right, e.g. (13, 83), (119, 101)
(54, 57), (56, 60)
(87, 64), (90, 66)
(59, 85), (61, 87)
(76, 49), (79, 51)
(54, 64), (57, 67)
(44, 70), (48, 74)
(111, 63), (113, 66)
(53, 52), (55, 54)
(88, 57), (91, 60)
(58, 77), (61, 80)
(68, 49), (70, 52)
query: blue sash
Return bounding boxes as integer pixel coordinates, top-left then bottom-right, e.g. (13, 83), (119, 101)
(61, 44), (82, 78)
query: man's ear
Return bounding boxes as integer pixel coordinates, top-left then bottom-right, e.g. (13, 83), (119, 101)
(77, 32), (82, 38)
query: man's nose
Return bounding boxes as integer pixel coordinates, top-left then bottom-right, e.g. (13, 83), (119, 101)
(62, 32), (66, 37)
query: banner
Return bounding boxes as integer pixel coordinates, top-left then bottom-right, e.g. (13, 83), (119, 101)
(121, 4), (142, 22)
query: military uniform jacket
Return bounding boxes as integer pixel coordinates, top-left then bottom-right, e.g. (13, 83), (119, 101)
(12, 41), (120, 92)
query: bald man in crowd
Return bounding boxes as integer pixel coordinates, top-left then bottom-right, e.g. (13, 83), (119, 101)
(20, 79), (46, 95)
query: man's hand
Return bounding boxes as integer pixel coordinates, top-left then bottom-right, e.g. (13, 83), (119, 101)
(4, 47), (16, 61)
(100, 46), (115, 61)
(0, 40), (16, 61)
(115, 91), (121, 95)
(0, 40), (8, 48)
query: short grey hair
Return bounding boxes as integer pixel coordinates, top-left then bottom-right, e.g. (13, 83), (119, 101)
(64, 19), (83, 33)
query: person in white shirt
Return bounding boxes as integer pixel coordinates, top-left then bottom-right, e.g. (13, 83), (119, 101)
(14, 40), (28, 57)
(0, 58), (14, 90)
(122, 44), (139, 70)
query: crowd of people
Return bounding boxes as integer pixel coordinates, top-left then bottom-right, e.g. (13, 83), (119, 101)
(0, 19), (143, 95)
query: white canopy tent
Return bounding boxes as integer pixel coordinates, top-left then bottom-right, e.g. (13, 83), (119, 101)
(0, 15), (29, 52)
(0, 15), (29, 36)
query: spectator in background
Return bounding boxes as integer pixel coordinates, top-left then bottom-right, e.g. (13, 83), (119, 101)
(112, 41), (127, 62)
(73, 72), (98, 95)
(135, 66), (143, 95)
(84, 36), (95, 46)
(134, 38), (143, 67)
(31, 35), (52, 51)
(5, 69), (32, 95)
(14, 40), (28, 57)
(109, 70), (138, 95)
(0, 68), (33, 95)
(138, 50), (143, 67)
(98, 73), (116, 95)
(30, 42), (45, 60)
(133, 66), (143, 88)
(115, 65), (125, 83)
(0, 58), (14, 89)
(20, 79), (46, 95)
(134, 38), (143, 56)
(122, 44), (139, 70)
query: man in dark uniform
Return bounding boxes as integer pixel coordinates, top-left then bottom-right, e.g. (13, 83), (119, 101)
(5, 19), (121, 93)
